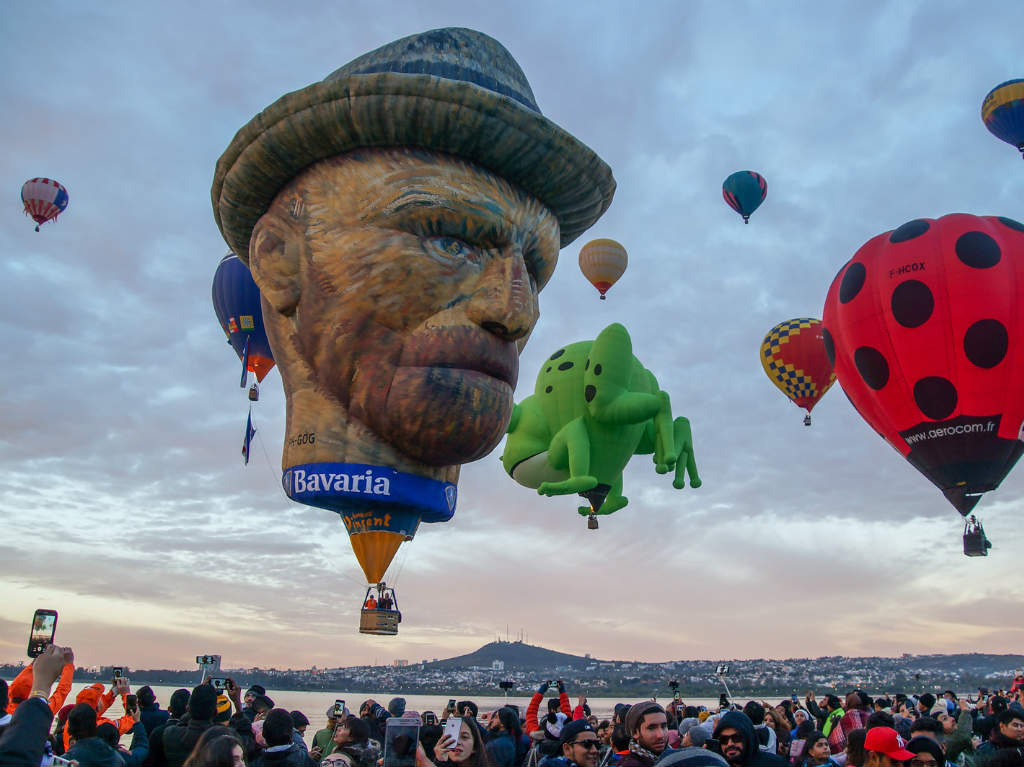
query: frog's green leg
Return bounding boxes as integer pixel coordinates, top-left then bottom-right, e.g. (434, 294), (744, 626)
(577, 473), (626, 515)
(671, 416), (702, 489)
(539, 417), (598, 496)
(590, 390), (663, 426)
(651, 388), (677, 472)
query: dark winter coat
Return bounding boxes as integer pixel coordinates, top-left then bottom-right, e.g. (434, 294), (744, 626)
(713, 712), (787, 767)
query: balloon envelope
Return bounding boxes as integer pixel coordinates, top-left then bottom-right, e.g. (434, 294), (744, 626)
(21, 178), (68, 229)
(578, 238), (627, 298)
(211, 252), (275, 382)
(722, 170), (767, 223)
(760, 318), (835, 415)
(982, 79), (1024, 155)
(823, 214), (1024, 515)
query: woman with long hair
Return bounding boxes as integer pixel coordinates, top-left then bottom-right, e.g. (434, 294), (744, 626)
(430, 716), (492, 767)
(183, 726), (245, 767)
(764, 708), (791, 757)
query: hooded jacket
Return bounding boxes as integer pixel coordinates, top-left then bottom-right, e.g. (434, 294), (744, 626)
(712, 712), (787, 767)
(64, 735), (127, 766)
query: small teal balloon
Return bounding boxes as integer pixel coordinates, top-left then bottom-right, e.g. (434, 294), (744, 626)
(722, 170), (767, 223)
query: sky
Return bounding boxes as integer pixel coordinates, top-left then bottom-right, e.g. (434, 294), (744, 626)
(1, 1), (1022, 674)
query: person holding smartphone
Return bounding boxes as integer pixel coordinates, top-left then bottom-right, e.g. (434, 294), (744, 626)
(429, 716), (489, 767)
(323, 715), (381, 767)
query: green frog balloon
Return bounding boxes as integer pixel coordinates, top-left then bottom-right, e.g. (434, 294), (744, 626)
(501, 322), (700, 526)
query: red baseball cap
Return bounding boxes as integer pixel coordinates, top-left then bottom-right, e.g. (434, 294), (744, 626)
(864, 727), (916, 761)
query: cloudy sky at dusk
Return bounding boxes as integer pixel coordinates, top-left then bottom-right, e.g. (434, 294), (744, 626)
(2, 1), (1022, 674)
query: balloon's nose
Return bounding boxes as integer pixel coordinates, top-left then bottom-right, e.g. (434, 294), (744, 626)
(465, 249), (538, 342)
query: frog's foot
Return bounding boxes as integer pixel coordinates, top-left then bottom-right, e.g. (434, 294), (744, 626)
(654, 460), (676, 475)
(672, 465), (702, 489)
(539, 476), (599, 496)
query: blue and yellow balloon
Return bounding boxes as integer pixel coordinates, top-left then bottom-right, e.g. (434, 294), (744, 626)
(983, 79), (1024, 158)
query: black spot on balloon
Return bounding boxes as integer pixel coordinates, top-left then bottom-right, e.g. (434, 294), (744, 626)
(889, 219), (930, 243)
(956, 231), (1001, 268)
(593, 364), (603, 376)
(998, 216), (1024, 233)
(545, 367), (551, 373)
(854, 346), (889, 390)
(550, 349), (565, 360)
(584, 359), (590, 370)
(822, 328), (836, 367)
(839, 262), (866, 303)
(890, 280), (934, 328)
(914, 376), (958, 420)
(545, 385), (553, 394)
(964, 319), (1008, 368)
(557, 361), (574, 371)
(584, 385), (596, 402)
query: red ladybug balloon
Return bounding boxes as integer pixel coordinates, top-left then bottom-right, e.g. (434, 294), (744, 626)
(823, 214), (1024, 517)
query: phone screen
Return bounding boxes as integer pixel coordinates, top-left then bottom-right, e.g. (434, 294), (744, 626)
(384, 717), (421, 767)
(210, 677), (227, 691)
(28, 609), (58, 658)
(334, 700), (346, 717)
(442, 716), (463, 745)
(448, 699), (456, 710)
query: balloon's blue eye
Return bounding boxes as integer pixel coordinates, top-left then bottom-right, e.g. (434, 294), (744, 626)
(426, 236), (476, 265)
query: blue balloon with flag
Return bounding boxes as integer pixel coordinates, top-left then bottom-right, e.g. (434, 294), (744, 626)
(211, 252), (276, 390)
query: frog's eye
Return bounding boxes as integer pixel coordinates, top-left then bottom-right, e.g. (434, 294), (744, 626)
(425, 236), (479, 266)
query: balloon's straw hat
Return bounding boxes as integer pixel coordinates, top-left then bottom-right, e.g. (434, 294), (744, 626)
(212, 27), (616, 263)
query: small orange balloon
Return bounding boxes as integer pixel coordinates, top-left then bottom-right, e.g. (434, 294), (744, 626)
(579, 239), (627, 299)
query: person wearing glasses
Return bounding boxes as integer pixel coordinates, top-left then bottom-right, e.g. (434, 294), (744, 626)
(712, 711), (787, 767)
(546, 720), (603, 767)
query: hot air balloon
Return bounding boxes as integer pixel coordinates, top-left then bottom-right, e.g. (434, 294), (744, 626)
(722, 170), (767, 223)
(760, 318), (836, 426)
(501, 323), (700, 529)
(21, 178), (69, 232)
(823, 214), (1024, 555)
(578, 238), (627, 299)
(211, 252), (275, 397)
(982, 79), (1024, 158)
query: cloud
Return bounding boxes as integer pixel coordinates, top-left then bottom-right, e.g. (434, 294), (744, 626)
(0, 0), (1021, 670)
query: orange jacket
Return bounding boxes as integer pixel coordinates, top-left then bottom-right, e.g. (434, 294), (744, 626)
(525, 690), (571, 734)
(5, 663), (75, 715)
(61, 683), (135, 749)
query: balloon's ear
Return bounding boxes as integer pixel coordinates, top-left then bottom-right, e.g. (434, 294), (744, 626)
(249, 214), (301, 315)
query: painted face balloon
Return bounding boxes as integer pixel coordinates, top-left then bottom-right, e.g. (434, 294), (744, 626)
(823, 214), (1024, 516)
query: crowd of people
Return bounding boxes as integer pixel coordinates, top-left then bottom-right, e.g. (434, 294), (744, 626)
(1, 646), (1022, 767)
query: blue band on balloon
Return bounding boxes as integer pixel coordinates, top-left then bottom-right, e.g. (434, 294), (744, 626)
(282, 462), (457, 524)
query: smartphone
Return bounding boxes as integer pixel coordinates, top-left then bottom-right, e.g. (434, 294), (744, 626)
(447, 698), (457, 710)
(719, 693), (729, 707)
(209, 677), (228, 691)
(791, 694), (799, 703)
(334, 700), (346, 717)
(443, 716), (463, 744)
(112, 667), (124, 680)
(27, 609), (58, 658)
(384, 716), (421, 767)
(674, 692), (681, 701)
(126, 694), (137, 712)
